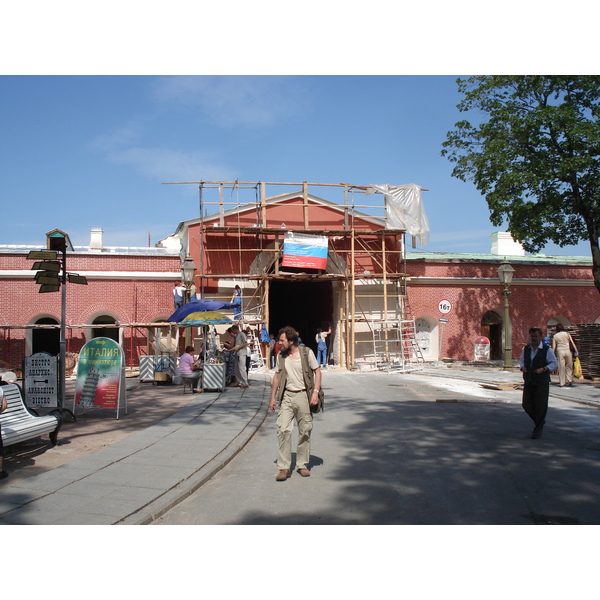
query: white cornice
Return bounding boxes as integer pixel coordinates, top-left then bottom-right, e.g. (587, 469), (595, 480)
(0, 271), (182, 280)
(407, 277), (595, 287)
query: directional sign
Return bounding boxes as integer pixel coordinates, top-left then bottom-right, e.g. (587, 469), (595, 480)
(31, 260), (61, 272)
(38, 284), (60, 293)
(35, 269), (60, 281)
(36, 275), (61, 285)
(68, 273), (88, 285)
(27, 250), (58, 260)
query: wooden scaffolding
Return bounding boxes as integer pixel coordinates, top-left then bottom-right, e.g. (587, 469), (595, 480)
(164, 180), (425, 370)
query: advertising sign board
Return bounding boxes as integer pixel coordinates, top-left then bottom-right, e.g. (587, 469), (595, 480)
(23, 352), (58, 408)
(74, 337), (127, 418)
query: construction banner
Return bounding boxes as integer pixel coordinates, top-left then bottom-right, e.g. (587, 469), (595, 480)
(281, 232), (328, 270)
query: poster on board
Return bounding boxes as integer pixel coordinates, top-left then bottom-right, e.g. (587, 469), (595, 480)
(281, 232), (328, 270)
(73, 337), (127, 418)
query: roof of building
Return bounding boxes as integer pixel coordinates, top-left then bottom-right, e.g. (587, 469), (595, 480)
(406, 250), (593, 266)
(0, 244), (180, 257)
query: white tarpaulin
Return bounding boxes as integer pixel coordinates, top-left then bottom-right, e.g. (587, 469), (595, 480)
(365, 183), (430, 246)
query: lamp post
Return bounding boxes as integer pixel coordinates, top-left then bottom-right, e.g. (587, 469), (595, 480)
(181, 256), (197, 346)
(181, 256), (197, 303)
(497, 258), (515, 370)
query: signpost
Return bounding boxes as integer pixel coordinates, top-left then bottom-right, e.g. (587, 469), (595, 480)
(438, 300), (452, 359)
(26, 230), (88, 408)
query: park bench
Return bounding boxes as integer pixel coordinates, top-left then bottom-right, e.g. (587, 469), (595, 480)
(1, 383), (62, 447)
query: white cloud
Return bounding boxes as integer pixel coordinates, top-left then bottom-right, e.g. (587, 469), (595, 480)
(151, 75), (309, 128)
(106, 146), (236, 182)
(90, 119), (147, 153)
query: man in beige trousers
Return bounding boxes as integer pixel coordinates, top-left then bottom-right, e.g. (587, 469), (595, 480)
(269, 326), (321, 481)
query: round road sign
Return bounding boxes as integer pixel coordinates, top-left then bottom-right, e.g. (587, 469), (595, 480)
(438, 299), (452, 314)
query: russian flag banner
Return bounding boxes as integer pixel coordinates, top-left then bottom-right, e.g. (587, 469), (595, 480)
(281, 232), (328, 270)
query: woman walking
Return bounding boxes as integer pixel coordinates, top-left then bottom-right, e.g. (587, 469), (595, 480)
(552, 323), (579, 387)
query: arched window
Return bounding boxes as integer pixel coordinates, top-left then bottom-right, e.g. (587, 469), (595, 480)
(92, 315), (119, 343)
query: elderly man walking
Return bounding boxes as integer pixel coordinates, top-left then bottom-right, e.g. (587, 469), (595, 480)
(520, 327), (558, 439)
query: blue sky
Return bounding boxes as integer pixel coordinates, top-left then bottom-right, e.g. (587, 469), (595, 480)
(1, 74), (592, 256)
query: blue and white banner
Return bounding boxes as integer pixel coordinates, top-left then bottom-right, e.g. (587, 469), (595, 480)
(281, 232), (328, 270)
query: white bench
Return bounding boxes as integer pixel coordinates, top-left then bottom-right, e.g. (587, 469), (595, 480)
(1, 383), (61, 447)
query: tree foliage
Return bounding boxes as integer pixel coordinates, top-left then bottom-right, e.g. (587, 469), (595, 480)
(441, 75), (600, 293)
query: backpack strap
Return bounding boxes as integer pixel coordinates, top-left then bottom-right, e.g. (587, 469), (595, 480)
(299, 347), (324, 413)
(275, 354), (287, 405)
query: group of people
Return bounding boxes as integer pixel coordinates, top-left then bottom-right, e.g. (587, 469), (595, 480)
(180, 324), (251, 392)
(267, 326), (330, 369)
(519, 324), (579, 440)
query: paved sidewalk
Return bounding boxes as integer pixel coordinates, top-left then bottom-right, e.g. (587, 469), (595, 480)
(0, 373), (270, 525)
(416, 362), (600, 408)
(1, 363), (598, 525)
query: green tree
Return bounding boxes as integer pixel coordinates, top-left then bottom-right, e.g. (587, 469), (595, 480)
(441, 75), (600, 294)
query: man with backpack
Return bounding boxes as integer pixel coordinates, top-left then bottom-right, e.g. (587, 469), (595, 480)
(269, 326), (321, 481)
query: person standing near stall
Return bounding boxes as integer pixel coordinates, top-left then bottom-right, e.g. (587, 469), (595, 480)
(229, 324), (250, 388)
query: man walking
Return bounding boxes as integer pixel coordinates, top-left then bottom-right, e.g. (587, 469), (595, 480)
(519, 327), (558, 439)
(269, 326), (321, 481)
(230, 324), (250, 388)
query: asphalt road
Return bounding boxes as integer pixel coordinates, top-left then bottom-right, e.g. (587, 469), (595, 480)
(153, 370), (600, 525)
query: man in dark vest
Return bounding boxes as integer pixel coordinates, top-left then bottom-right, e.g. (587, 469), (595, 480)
(519, 327), (558, 439)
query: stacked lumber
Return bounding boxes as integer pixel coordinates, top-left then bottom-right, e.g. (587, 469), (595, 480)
(567, 324), (600, 380)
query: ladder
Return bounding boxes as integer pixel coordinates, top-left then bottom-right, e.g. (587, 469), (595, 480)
(398, 293), (424, 364)
(370, 291), (424, 370)
(246, 328), (266, 371)
(398, 319), (424, 364)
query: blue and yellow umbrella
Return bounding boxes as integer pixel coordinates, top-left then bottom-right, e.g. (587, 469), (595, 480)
(177, 311), (232, 327)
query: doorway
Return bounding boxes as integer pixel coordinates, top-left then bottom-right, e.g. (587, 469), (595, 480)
(32, 317), (60, 355)
(481, 311), (503, 360)
(268, 279), (333, 355)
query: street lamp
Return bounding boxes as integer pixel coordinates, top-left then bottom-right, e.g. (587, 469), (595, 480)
(497, 258), (515, 370)
(181, 256), (197, 303)
(181, 256), (197, 346)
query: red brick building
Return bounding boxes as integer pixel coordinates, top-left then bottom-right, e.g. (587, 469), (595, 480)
(2, 187), (599, 371)
(0, 229), (181, 370)
(406, 247), (600, 362)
